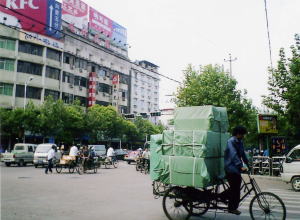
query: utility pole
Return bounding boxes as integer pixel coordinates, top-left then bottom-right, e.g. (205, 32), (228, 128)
(224, 53), (237, 76)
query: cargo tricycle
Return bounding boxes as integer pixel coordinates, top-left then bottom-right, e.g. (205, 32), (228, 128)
(161, 172), (286, 220)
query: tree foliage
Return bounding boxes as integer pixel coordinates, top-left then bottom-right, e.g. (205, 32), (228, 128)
(263, 34), (300, 144)
(176, 64), (258, 145)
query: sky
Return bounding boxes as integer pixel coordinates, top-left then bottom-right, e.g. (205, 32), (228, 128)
(82, 0), (300, 110)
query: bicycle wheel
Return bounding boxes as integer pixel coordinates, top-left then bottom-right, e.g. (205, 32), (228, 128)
(136, 162), (141, 171)
(162, 186), (191, 220)
(56, 164), (62, 173)
(189, 200), (210, 217)
(77, 163), (84, 175)
(144, 162), (149, 174)
(69, 162), (76, 173)
(250, 192), (286, 220)
(153, 181), (169, 196)
(113, 160), (118, 168)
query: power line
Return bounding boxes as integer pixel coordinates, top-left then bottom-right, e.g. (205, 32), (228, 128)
(264, 0), (273, 70)
(0, 3), (182, 84)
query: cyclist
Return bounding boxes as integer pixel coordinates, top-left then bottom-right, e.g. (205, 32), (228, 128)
(106, 146), (115, 163)
(224, 125), (249, 215)
(142, 148), (150, 169)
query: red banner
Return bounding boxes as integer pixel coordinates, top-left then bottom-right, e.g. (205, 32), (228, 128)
(88, 72), (97, 107)
(112, 74), (119, 85)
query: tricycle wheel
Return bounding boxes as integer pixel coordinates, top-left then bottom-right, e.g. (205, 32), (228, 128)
(250, 192), (286, 220)
(94, 165), (97, 173)
(113, 160), (118, 168)
(188, 200), (210, 217)
(56, 164), (62, 173)
(162, 186), (191, 220)
(69, 163), (75, 173)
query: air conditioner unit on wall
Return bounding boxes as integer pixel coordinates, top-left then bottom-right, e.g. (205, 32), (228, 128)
(69, 84), (73, 88)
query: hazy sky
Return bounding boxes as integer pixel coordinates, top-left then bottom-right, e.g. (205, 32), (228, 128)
(82, 0), (300, 109)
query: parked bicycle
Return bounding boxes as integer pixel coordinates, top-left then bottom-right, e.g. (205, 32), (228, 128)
(162, 172), (286, 220)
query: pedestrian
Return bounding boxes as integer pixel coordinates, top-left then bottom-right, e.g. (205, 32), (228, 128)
(224, 126), (249, 215)
(45, 145), (56, 174)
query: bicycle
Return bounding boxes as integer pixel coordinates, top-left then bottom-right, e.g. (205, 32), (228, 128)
(103, 156), (118, 169)
(162, 172), (286, 220)
(77, 157), (98, 174)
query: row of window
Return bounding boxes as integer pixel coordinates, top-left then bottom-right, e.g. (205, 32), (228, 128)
(0, 58), (14, 71)
(0, 82), (13, 96)
(63, 72), (88, 87)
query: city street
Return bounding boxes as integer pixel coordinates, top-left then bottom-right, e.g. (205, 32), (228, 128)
(1, 162), (299, 220)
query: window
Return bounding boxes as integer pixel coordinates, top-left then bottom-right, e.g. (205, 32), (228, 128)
(75, 58), (87, 69)
(16, 85), (42, 99)
(0, 58), (14, 71)
(98, 83), (112, 94)
(17, 61), (42, 76)
(63, 53), (70, 64)
(45, 89), (60, 100)
(74, 95), (87, 106)
(46, 66), (60, 80)
(290, 150), (300, 161)
(63, 71), (74, 84)
(62, 92), (74, 104)
(0, 83), (13, 96)
(96, 101), (110, 106)
(19, 41), (43, 56)
(119, 74), (129, 85)
(47, 48), (61, 62)
(0, 37), (15, 50)
(28, 146), (33, 152)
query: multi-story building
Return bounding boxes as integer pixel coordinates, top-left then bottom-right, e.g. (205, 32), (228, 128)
(0, 22), (133, 113)
(130, 60), (160, 115)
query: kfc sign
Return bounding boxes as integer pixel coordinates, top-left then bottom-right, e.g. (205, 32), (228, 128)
(0, 0), (62, 39)
(5, 0), (39, 9)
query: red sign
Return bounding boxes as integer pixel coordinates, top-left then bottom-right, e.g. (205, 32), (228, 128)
(89, 6), (112, 38)
(0, 0), (47, 33)
(62, 0), (88, 31)
(112, 74), (119, 85)
(88, 72), (97, 107)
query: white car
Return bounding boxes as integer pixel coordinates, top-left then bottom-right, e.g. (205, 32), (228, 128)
(281, 145), (300, 191)
(33, 144), (61, 168)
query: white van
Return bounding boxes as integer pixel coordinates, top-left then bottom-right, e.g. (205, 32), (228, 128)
(33, 144), (61, 168)
(1, 143), (37, 166)
(281, 145), (300, 191)
(88, 145), (106, 156)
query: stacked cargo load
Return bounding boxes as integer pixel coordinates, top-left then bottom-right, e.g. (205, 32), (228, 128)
(150, 105), (230, 188)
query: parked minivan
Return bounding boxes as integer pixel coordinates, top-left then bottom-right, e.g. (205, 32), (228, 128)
(1, 143), (37, 166)
(88, 145), (106, 157)
(281, 145), (300, 191)
(33, 144), (61, 168)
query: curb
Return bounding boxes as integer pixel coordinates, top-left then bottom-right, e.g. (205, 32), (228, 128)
(247, 174), (281, 181)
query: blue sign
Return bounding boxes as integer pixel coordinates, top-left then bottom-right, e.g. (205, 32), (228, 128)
(46, 0), (62, 39)
(112, 21), (127, 48)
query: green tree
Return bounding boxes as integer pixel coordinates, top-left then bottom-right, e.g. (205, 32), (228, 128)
(134, 117), (161, 141)
(38, 97), (66, 143)
(86, 105), (123, 142)
(176, 64), (258, 145)
(263, 34), (300, 144)
(23, 101), (41, 136)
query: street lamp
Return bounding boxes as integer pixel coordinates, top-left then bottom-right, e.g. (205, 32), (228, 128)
(24, 76), (34, 110)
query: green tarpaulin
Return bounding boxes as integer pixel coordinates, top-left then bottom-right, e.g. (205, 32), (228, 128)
(150, 134), (163, 181)
(174, 106), (229, 132)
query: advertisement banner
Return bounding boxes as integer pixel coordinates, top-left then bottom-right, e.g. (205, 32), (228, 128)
(0, 0), (62, 39)
(89, 6), (112, 38)
(46, 0), (62, 39)
(112, 21), (127, 47)
(271, 137), (287, 156)
(257, 114), (278, 134)
(62, 0), (88, 32)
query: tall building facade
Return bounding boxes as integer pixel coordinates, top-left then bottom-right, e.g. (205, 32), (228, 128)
(0, 0), (161, 114)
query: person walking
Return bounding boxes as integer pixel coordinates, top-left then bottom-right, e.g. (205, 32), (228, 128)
(45, 145), (56, 174)
(224, 126), (249, 215)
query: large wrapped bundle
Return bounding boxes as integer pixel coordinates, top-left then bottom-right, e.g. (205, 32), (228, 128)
(150, 134), (163, 181)
(174, 106), (229, 132)
(159, 130), (229, 158)
(153, 155), (224, 187)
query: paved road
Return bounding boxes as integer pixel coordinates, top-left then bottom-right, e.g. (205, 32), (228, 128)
(1, 162), (299, 220)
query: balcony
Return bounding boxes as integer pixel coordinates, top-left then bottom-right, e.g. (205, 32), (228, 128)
(18, 52), (43, 65)
(0, 69), (15, 82)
